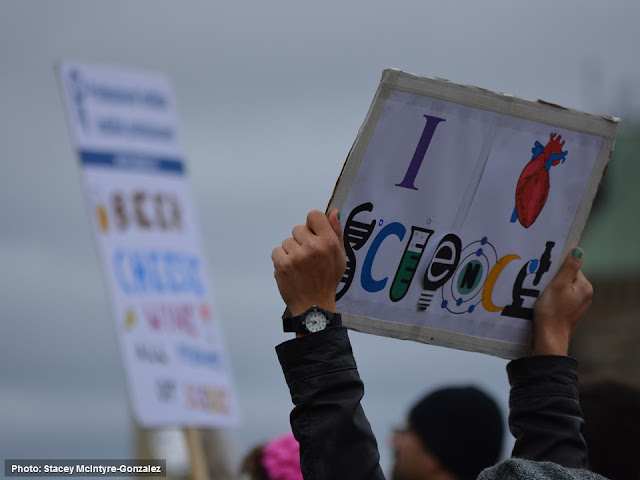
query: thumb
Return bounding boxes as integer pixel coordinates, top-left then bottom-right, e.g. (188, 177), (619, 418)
(553, 247), (584, 286)
(327, 209), (345, 252)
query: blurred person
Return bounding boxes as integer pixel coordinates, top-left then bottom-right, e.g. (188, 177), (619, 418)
(391, 385), (503, 480)
(579, 375), (640, 480)
(271, 209), (602, 479)
(240, 432), (302, 480)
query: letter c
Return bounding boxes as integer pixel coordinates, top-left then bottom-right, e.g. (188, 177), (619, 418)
(361, 222), (406, 292)
(482, 254), (520, 312)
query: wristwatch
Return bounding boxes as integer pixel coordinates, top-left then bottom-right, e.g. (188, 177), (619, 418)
(282, 305), (342, 334)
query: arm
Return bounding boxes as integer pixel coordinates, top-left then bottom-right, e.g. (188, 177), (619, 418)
(272, 210), (385, 480)
(276, 327), (385, 480)
(508, 248), (593, 468)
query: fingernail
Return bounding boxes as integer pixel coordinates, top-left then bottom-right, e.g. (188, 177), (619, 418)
(572, 248), (583, 260)
(337, 211), (341, 221)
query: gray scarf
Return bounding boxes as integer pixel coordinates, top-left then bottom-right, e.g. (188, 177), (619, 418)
(479, 459), (608, 480)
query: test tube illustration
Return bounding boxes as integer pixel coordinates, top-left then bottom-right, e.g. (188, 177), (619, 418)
(390, 226), (433, 302)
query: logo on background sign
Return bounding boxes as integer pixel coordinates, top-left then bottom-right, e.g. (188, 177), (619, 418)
(68, 69), (89, 132)
(65, 66), (172, 142)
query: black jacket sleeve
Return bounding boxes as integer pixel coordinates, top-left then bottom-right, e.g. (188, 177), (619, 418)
(507, 355), (588, 469)
(276, 327), (385, 480)
(277, 327), (588, 478)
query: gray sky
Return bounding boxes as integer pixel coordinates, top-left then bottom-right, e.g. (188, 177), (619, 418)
(1, 0), (638, 474)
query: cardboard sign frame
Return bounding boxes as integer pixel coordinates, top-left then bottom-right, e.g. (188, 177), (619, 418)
(328, 69), (619, 359)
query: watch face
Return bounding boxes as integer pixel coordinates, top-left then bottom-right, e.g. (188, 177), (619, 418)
(304, 311), (328, 333)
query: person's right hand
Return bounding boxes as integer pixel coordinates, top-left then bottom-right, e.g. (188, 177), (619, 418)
(531, 248), (593, 356)
(271, 209), (346, 317)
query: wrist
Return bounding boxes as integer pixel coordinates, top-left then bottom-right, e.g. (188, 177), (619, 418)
(283, 305), (342, 336)
(288, 299), (338, 317)
(531, 331), (570, 356)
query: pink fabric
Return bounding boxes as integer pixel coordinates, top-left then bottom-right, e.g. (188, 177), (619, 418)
(260, 432), (302, 480)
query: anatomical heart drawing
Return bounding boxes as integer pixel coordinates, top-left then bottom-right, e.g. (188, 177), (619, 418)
(511, 133), (568, 228)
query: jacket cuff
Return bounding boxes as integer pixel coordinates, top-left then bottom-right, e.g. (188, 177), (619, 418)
(275, 327), (357, 387)
(507, 355), (579, 401)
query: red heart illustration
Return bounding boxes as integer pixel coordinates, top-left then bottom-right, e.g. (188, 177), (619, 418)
(513, 133), (566, 228)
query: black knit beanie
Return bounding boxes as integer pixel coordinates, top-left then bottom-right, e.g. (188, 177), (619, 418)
(408, 386), (503, 480)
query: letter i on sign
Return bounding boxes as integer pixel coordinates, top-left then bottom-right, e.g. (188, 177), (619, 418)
(396, 115), (446, 190)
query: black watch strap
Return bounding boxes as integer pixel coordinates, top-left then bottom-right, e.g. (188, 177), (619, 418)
(282, 306), (342, 333)
(282, 315), (307, 333)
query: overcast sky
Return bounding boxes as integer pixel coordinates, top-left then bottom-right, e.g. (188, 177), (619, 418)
(1, 0), (638, 475)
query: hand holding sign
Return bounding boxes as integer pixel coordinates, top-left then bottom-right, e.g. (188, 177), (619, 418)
(531, 248), (593, 356)
(272, 209), (345, 317)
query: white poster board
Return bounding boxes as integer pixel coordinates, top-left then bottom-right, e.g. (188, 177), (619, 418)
(57, 61), (239, 426)
(329, 69), (619, 359)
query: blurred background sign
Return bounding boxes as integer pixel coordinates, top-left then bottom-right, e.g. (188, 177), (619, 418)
(57, 61), (239, 428)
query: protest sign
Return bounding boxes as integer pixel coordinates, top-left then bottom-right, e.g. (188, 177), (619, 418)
(57, 61), (238, 426)
(329, 69), (619, 359)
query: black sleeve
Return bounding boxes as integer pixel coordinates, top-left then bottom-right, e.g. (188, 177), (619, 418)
(507, 355), (588, 469)
(276, 327), (386, 480)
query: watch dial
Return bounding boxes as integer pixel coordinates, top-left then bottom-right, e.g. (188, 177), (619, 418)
(304, 311), (327, 333)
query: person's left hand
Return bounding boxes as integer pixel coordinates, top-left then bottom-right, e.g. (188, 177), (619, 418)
(531, 247), (593, 356)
